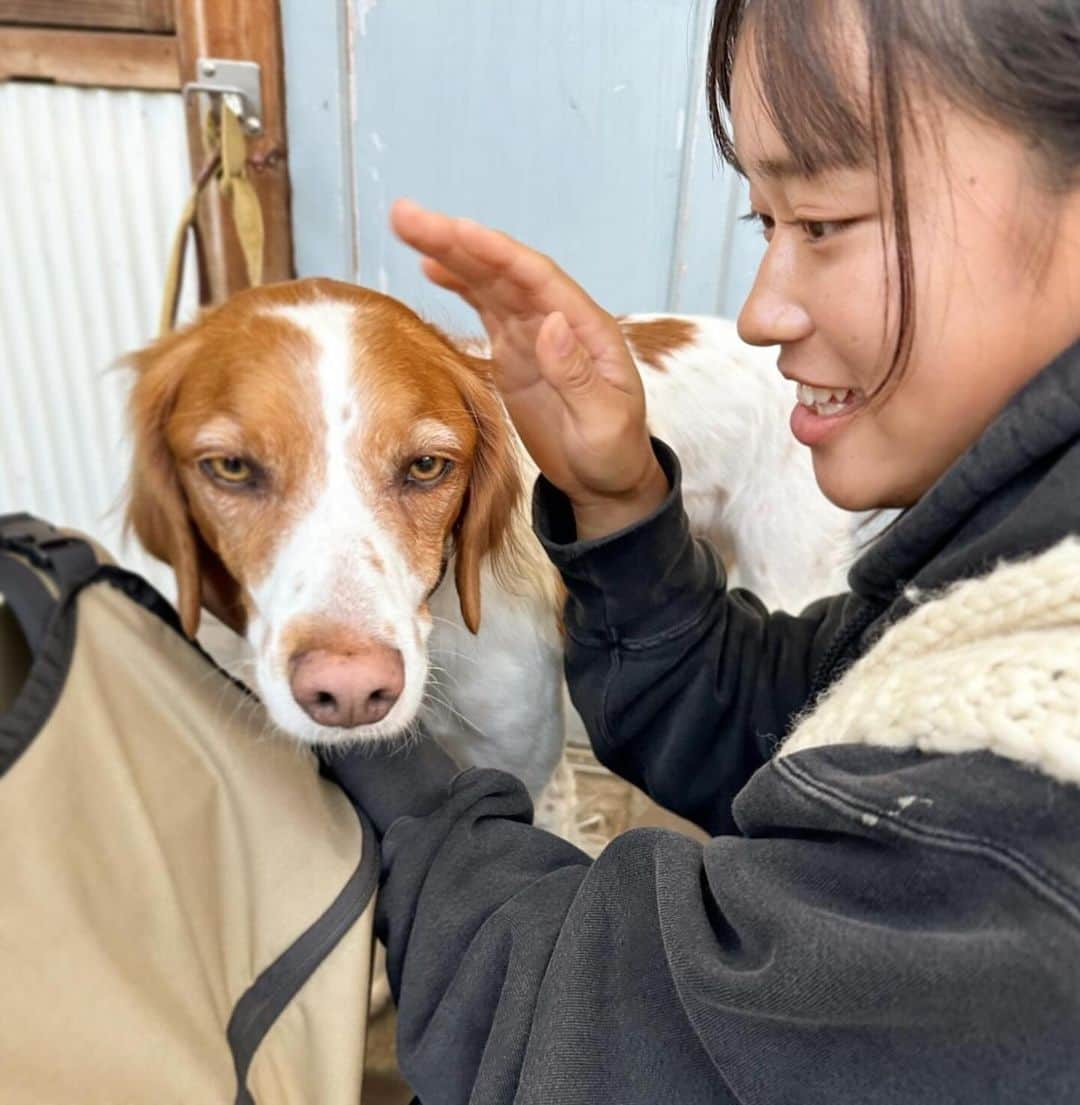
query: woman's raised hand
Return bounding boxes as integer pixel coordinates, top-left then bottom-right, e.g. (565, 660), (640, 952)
(390, 198), (668, 539)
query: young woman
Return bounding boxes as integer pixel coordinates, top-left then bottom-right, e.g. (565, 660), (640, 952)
(329, 2), (1080, 1101)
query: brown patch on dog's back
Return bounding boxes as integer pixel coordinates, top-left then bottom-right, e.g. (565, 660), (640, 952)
(620, 317), (698, 371)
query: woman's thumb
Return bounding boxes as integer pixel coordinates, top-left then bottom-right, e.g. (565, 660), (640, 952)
(536, 312), (598, 406)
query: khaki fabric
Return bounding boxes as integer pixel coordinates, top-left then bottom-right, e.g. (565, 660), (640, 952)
(0, 574), (374, 1105)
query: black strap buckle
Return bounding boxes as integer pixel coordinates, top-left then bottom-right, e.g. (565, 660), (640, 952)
(0, 513), (101, 593)
(0, 513), (73, 571)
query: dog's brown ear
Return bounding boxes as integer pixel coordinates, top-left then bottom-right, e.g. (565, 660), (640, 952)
(450, 356), (522, 634)
(125, 331), (208, 637)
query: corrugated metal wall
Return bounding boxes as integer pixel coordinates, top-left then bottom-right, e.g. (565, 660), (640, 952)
(0, 83), (196, 593)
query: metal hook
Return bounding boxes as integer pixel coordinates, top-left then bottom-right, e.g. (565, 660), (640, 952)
(183, 58), (264, 136)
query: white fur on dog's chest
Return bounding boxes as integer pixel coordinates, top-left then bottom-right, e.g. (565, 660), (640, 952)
(423, 558), (565, 798)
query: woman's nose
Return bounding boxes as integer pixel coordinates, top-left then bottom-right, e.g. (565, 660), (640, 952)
(737, 245), (813, 348)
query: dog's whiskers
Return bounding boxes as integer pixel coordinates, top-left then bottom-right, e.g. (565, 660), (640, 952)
(422, 678), (485, 737)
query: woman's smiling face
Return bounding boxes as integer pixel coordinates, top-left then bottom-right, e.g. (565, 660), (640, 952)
(730, 27), (1080, 511)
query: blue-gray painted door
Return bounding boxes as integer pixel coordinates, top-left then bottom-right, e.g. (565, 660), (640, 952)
(281, 0), (763, 334)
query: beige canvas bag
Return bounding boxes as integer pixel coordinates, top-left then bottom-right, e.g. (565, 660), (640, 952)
(0, 514), (377, 1105)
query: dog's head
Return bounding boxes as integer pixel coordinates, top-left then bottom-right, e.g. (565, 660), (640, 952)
(126, 278), (520, 743)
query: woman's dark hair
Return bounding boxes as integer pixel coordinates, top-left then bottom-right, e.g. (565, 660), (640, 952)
(707, 0), (1080, 389)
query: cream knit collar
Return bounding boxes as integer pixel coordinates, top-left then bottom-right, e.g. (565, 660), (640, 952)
(780, 538), (1080, 786)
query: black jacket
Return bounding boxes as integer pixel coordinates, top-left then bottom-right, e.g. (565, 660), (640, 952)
(329, 339), (1080, 1104)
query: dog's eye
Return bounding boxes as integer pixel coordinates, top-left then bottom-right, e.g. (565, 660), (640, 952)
(407, 456), (450, 484)
(201, 456), (257, 487)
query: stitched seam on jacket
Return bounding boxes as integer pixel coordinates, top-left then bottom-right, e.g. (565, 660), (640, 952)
(565, 588), (725, 652)
(588, 552), (619, 758)
(574, 534), (723, 755)
(592, 594), (726, 758)
(621, 591), (727, 652)
(595, 645), (620, 757)
(775, 755), (1080, 928)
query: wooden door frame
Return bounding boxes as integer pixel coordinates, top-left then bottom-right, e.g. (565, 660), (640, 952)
(174, 0), (294, 301)
(0, 26), (179, 89)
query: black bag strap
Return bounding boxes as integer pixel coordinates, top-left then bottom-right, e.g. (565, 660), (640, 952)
(0, 513), (102, 657)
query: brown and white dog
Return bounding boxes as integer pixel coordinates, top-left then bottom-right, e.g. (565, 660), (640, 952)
(126, 278), (857, 813)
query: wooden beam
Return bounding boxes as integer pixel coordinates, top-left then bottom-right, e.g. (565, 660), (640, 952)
(0, 26), (179, 90)
(0, 0), (174, 34)
(174, 0), (294, 300)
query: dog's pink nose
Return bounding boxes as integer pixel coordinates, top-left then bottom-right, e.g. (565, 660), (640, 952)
(289, 646), (405, 728)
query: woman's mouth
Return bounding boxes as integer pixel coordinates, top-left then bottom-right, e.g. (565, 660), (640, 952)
(790, 383), (866, 446)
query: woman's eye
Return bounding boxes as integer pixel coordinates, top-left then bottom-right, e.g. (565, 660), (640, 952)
(742, 210), (851, 244)
(801, 219), (847, 242)
(741, 209), (775, 241)
(407, 456), (451, 484)
(201, 456), (259, 488)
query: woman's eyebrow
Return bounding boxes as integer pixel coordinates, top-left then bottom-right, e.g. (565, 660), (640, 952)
(741, 151), (871, 183)
(752, 154), (807, 180)
(733, 149), (815, 181)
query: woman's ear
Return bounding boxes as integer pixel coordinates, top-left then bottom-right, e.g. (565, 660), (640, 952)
(124, 332), (208, 637)
(451, 355), (523, 634)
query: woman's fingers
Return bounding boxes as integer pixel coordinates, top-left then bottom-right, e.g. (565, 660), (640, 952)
(420, 256), (464, 290)
(392, 200), (500, 289)
(420, 257), (482, 311)
(392, 199), (655, 514)
(393, 199), (643, 422)
(393, 198), (520, 286)
(390, 198), (456, 256)
(449, 227), (630, 385)
(392, 199), (609, 334)
(449, 218), (607, 331)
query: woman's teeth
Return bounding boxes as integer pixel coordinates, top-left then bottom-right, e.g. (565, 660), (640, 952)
(796, 383), (857, 417)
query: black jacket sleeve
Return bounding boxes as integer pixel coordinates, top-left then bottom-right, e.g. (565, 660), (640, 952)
(371, 768), (725, 1105)
(325, 747), (1079, 1105)
(534, 438), (852, 834)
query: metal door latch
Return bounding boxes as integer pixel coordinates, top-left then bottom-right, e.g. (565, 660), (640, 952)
(183, 58), (264, 135)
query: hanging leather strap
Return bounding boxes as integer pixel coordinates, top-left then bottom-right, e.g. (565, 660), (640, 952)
(158, 102), (266, 337)
(158, 144), (220, 336)
(217, 103), (265, 291)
